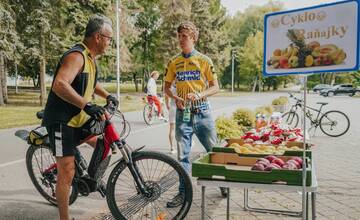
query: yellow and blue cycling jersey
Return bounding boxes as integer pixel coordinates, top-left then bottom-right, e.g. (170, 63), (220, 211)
(164, 50), (217, 110)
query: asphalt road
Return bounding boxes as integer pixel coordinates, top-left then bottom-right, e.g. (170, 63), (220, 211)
(0, 91), (357, 220)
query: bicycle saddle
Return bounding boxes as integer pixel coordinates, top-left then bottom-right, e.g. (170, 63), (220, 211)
(316, 102), (328, 105)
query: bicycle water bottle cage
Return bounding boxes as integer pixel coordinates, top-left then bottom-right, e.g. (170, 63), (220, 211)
(28, 127), (48, 146)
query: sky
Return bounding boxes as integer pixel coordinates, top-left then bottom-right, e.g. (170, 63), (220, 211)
(220, 0), (340, 16)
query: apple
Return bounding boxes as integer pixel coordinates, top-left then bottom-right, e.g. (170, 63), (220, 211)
(265, 155), (278, 163)
(286, 159), (301, 169)
(270, 163), (282, 169)
(279, 57), (290, 68)
(291, 157), (303, 165)
(251, 163), (265, 171)
(272, 158), (285, 167)
(256, 158), (270, 165)
(282, 163), (297, 170)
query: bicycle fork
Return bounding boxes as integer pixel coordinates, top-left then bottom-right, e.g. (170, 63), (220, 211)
(116, 140), (149, 196)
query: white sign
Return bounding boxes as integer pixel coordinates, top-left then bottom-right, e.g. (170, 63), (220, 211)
(263, 0), (359, 76)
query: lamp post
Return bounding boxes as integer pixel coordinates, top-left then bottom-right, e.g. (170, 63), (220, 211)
(116, 0), (121, 109)
(231, 49), (237, 94)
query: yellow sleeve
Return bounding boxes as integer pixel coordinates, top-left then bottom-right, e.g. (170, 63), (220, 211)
(204, 59), (217, 81)
(164, 60), (176, 83)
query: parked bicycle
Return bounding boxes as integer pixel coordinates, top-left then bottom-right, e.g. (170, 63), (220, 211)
(143, 95), (169, 125)
(282, 93), (350, 137)
(15, 104), (192, 220)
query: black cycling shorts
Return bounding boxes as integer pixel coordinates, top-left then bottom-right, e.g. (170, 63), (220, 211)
(46, 123), (90, 157)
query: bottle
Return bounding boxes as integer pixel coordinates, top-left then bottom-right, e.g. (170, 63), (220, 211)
(183, 100), (191, 122)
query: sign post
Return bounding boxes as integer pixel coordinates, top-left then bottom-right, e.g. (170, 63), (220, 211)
(264, 1), (359, 219)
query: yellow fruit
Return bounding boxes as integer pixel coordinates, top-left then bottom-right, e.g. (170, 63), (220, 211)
(229, 143), (241, 148)
(273, 49), (282, 56)
(305, 55), (314, 67)
(242, 143), (252, 148)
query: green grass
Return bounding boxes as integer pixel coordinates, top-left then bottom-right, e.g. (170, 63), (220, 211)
(0, 106), (43, 129)
(0, 92), (145, 129)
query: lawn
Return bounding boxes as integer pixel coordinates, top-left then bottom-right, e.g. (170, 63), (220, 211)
(0, 91), (145, 129)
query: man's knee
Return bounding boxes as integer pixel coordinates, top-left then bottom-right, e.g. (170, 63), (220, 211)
(57, 157), (75, 184)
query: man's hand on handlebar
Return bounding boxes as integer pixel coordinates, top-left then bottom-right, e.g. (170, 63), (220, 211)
(106, 95), (119, 109)
(83, 103), (106, 121)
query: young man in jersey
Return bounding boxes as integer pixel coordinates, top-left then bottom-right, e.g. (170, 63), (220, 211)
(164, 21), (227, 207)
(42, 15), (118, 220)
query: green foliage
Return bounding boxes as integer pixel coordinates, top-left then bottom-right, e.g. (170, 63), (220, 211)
(215, 115), (243, 141)
(255, 105), (273, 116)
(272, 96), (289, 105)
(232, 108), (255, 128)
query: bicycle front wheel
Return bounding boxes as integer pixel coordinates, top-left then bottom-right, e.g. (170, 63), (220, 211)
(319, 110), (350, 137)
(143, 104), (154, 125)
(26, 145), (78, 206)
(282, 111), (299, 128)
(106, 151), (192, 220)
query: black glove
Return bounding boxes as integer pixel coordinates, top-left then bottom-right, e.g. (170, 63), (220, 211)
(106, 95), (119, 108)
(83, 103), (105, 120)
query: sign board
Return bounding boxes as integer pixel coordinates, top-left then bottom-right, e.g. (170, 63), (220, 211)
(263, 0), (359, 76)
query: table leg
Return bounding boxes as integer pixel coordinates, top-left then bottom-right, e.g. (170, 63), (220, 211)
(227, 188), (230, 220)
(306, 192), (309, 220)
(312, 192), (316, 219)
(244, 189), (249, 210)
(201, 186), (205, 220)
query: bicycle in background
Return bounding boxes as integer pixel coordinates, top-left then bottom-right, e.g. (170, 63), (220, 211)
(282, 93), (350, 137)
(143, 95), (169, 125)
(15, 104), (192, 220)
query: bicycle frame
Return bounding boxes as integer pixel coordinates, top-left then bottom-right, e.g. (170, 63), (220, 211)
(288, 96), (326, 127)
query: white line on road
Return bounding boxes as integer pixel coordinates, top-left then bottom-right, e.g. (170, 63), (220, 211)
(0, 158), (25, 168)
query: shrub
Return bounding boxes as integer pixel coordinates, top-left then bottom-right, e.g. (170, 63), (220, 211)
(215, 116), (244, 141)
(272, 96), (289, 105)
(255, 105), (274, 116)
(232, 108), (255, 128)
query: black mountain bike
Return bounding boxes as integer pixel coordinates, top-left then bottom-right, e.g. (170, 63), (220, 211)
(15, 105), (192, 220)
(282, 93), (350, 137)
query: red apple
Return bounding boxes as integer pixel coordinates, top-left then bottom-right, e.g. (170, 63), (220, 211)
(251, 163), (265, 171)
(256, 158), (270, 165)
(272, 158), (285, 167)
(282, 163), (297, 170)
(279, 57), (290, 68)
(265, 155), (278, 163)
(286, 159), (301, 169)
(270, 163), (282, 169)
(291, 157), (303, 165)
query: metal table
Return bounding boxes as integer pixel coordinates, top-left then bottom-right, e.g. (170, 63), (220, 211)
(197, 163), (317, 220)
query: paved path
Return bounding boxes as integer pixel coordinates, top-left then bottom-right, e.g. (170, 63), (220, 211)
(1, 92), (359, 219)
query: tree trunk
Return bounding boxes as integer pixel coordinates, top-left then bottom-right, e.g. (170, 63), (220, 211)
(0, 53), (4, 106)
(133, 73), (138, 92)
(2, 59), (8, 103)
(252, 76), (257, 92)
(39, 35), (47, 106)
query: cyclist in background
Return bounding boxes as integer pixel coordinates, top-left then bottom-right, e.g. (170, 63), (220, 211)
(146, 71), (165, 120)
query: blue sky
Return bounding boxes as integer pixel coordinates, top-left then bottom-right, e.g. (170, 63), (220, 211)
(220, 0), (340, 16)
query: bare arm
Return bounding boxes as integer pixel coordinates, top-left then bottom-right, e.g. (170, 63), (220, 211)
(52, 52), (87, 109)
(164, 81), (184, 110)
(94, 83), (110, 99)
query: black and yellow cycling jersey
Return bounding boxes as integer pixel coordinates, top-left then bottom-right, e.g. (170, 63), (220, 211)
(42, 42), (98, 128)
(164, 50), (217, 110)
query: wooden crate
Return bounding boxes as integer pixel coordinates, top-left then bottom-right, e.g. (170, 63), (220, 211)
(192, 152), (312, 186)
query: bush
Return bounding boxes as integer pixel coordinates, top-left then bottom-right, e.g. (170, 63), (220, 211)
(255, 105), (273, 116)
(232, 108), (255, 128)
(272, 96), (289, 105)
(215, 116), (244, 141)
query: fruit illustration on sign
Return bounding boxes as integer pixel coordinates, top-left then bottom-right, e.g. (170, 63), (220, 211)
(267, 29), (347, 69)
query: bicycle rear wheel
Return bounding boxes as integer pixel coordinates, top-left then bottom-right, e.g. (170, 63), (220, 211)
(282, 111), (299, 128)
(319, 110), (350, 137)
(26, 145), (78, 206)
(107, 151), (192, 220)
(143, 104), (155, 125)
